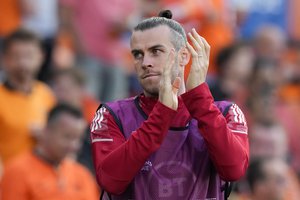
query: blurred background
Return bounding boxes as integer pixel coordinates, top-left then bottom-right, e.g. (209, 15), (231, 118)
(0, 0), (299, 199)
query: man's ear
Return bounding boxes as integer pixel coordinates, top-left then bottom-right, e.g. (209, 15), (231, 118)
(178, 47), (190, 66)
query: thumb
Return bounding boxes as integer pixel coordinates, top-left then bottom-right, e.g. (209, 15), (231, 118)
(172, 77), (181, 94)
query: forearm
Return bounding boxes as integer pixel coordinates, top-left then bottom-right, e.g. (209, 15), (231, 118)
(181, 83), (249, 181)
(92, 102), (177, 194)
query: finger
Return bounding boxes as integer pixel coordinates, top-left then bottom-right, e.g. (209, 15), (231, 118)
(163, 49), (175, 76)
(200, 36), (210, 58)
(167, 49), (175, 69)
(192, 28), (206, 58)
(172, 77), (181, 94)
(186, 41), (199, 59)
(188, 32), (202, 55)
(191, 28), (204, 51)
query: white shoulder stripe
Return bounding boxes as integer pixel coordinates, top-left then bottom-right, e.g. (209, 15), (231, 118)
(231, 104), (246, 125)
(92, 138), (113, 143)
(231, 130), (248, 135)
(91, 107), (107, 132)
(232, 104), (239, 123)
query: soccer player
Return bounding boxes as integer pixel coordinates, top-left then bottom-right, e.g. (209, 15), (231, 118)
(91, 10), (249, 199)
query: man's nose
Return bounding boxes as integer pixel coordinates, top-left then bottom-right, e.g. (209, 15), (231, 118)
(142, 55), (153, 68)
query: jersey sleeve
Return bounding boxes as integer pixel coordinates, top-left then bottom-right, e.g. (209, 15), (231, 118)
(181, 83), (249, 181)
(90, 102), (177, 194)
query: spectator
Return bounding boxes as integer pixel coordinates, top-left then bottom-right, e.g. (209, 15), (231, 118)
(276, 83), (300, 177)
(50, 67), (99, 124)
(0, 29), (56, 164)
(50, 67), (99, 173)
(20, 0), (59, 82)
(58, 0), (136, 101)
(275, 42), (300, 175)
(0, 104), (99, 200)
(253, 25), (287, 62)
(210, 42), (254, 109)
(246, 158), (298, 200)
(246, 58), (281, 127)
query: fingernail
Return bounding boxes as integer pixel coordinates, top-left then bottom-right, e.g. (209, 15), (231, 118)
(192, 28), (196, 32)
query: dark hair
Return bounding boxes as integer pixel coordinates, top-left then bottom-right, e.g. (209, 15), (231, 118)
(51, 67), (86, 87)
(246, 158), (268, 192)
(133, 10), (186, 50)
(158, 10), (173, 19)
(2, 29), (42, 53)
(47, 104), (83, 125)
(215, 42), (249, 75)
(251, 57), (276, 78)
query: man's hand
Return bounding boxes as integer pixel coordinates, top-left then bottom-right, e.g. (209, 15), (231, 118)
(186, 28), (210, 91)
(159, 49), (181, 110)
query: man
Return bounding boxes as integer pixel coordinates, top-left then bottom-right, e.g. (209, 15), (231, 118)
(91, 10), (249, 199)
(1, 104), (99, 200)
(50, 67), (99, 124)
(50, 67), (100, 173)
(0, 29), (56, 164)
(246, 158), (290, 200)
(59, 0), (134, 102)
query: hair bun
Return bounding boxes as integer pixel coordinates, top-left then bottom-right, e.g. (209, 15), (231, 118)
(158, 10), (172, 19)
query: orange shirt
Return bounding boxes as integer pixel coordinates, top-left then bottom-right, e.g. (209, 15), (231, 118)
(0, 81), (56, 164)
(0, 0), (21, 36)
(0, 151), (99, 200)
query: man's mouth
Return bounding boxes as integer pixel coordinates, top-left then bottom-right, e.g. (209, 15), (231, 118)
(143, 73), (160, 79)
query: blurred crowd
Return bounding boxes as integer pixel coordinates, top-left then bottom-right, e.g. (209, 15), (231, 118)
(0, 0), (300, 199)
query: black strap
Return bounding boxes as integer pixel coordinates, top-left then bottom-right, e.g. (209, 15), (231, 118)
(100, 190), (112, 200)
(99, 190), (104, 200)
(224, 181), (233, 200)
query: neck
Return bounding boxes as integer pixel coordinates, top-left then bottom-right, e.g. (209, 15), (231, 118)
(7, 76), (34, 94)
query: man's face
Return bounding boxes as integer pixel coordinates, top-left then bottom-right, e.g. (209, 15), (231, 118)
(3, 41), (43, 81)
(52, 75), (83, 107)
(130, 25), (177, 97)
(45, 113), (86, 162)
(254, 160), (288, 200)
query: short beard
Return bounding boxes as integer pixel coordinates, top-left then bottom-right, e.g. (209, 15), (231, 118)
(143, 86), (159, 98)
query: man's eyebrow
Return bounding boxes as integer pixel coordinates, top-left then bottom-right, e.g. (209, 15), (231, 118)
(131, 45), (166, 54)
(131, 49), (143, 55)
(148, 44), (165, 50)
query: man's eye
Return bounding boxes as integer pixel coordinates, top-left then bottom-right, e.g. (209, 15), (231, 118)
(152, 49), (161, 55)
(133, 52), (143, 59)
